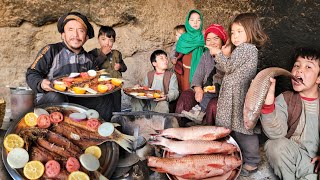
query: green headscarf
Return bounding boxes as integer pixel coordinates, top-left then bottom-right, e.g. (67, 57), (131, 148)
(176, 9), (205, 83)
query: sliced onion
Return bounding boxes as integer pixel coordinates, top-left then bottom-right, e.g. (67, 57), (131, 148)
(69, 72), (80, 78)
(69, 113), (87, 122)
(34, 108), (49, 117)
(84, 87), (97, 94)
(79, 154), (100, 171)
(85, 109), (99, 119)
(87, 70), (97, 77)
(7, 148), (29, 169)
(98, 122), (115, 137)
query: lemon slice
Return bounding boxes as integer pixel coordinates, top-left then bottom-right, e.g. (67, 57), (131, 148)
(23, 161), (45, 180)
(68, 171), (90, 180)
(4, 134), (24, 152)
(85, 146), (102, 159)
(24, 112), (38, 127)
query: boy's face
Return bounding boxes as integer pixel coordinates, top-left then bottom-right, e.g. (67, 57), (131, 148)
(98, 34), (114, 49)
(152, 54), (168, 71)
(291, 56), (320, 95)
(175, 30), (183, 42)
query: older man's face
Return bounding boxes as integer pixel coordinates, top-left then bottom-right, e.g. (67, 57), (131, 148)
(62, 20), (88, 53)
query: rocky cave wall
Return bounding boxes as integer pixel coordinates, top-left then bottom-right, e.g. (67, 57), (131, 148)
(0, 0), (319, 109)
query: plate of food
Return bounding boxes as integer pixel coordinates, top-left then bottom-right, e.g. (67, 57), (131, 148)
(51, 70), (123, 97)
(123, 86), (163, 100)
(147, 126), (242, 180)
(2, 103), (120, 180)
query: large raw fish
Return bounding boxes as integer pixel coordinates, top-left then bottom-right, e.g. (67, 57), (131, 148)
(147, 154), (242, 179)
(149, 136), (237, 155)
(154, 126), (231, 141)
(243, 67), (301, 130)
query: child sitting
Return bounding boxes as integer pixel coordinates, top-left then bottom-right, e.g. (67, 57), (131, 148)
(131, 50), (179, 113)
(261, 47), (320, 179)
(89, 26), (127, 112)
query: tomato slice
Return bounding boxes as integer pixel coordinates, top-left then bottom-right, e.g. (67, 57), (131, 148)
(66, 157), (80, 173)
(86, 119), (101, 131)
(45, 160), (61, 178)
(37, 114), (51, 128)
(106, 84), (115, 90)
(80, 72), (90, 79)
(49, 112), (64, 123)
(62, 77), (74, 83)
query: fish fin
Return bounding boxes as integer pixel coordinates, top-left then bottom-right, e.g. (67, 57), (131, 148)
(180, 173), (195, 179)
(207, 164), (224, 168)
(116, 129), (136, 143)
(150, 167), (167, 173)
(108, 129), (136, 153)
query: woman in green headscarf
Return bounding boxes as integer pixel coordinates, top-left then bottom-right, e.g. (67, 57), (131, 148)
(176, 9), (205, 91)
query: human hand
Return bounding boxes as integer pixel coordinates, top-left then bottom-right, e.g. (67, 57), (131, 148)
(171, 58), (177, 65)
(114, 63), (121, 71)
(311, 156), (320, 173)
(205, 45), (221, 56)
(221, 39), (232, 57)
(194, 86), (204, 103)
(41, 79), (54, 92)
(264, 78), (276, 105)
(101, 45), (112, 55)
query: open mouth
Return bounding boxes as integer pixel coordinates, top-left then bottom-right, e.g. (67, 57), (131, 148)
(293, 76), (304, 85)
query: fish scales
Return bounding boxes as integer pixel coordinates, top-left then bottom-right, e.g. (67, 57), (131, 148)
(156, 126), (231, 141)
(243, 67), (296, 130)
(149, 136), (237, 155)
(148, 154), (241, 179)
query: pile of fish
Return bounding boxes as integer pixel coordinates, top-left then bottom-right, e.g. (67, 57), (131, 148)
(147, 126), (242, 179)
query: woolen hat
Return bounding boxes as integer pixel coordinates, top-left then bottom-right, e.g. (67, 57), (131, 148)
(204, 24), (228, 44)
(57, 12), (94, 39)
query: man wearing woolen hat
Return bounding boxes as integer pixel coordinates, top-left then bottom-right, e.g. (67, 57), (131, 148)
(26, 12), (114, 121)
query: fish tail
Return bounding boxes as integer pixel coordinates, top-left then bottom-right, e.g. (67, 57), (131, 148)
(113, 129), (136, 153)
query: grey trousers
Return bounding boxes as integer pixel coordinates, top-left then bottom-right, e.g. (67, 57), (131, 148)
(231, 131), (261, 167)
(265, 138), (318, 180)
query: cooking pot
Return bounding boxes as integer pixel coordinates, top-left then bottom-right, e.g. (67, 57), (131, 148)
(10, 87), (34, 120)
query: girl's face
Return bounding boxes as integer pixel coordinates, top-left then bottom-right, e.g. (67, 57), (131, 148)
(231, 23), (248, 46)
(205, 32), (223, 49)
(188, 12), (201, 30)
(291, 56), (320, 97)
(98, 34), (114, 49)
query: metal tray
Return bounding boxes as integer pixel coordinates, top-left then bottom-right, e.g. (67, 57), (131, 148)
(164, 135), (242, 180)
(2, 103), (119, 179)
(51, 84), (122, 98)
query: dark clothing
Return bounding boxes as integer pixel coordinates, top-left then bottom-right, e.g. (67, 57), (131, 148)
(89, 48), (127, 78)
(199, 93), (218, 111)
(26, 42), (114, 120)
(231, 131), (261, 167)
(175, 89), (218, 126)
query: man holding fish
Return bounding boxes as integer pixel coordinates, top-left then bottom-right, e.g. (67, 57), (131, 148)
(26, 12), (114, 120)
(260, 47), (320, 179)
